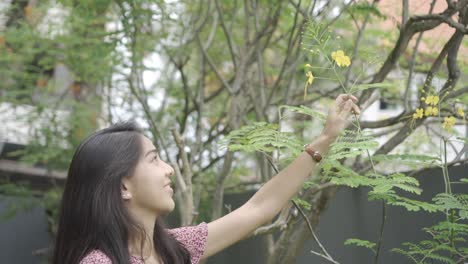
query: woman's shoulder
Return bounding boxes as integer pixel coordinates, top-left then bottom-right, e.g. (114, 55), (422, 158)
(167, 222), (208, 264)
(79, 250), (142, 264)
(79, 250), (112, 264)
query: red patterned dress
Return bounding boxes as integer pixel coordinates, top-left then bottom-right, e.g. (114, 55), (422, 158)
(79, 222), (208, 264)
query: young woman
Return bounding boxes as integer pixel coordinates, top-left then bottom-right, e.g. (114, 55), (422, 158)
(52, 94), (360, 264)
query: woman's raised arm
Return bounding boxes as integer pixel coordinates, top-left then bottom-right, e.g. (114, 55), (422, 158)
(202, 94), (360, 259)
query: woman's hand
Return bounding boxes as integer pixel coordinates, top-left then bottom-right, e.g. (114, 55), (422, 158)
(321, 94), (361, 139)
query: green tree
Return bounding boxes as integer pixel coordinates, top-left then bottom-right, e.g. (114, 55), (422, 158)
(1, 0), (467, 263)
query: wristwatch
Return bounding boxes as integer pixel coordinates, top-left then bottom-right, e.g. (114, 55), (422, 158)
(303, 144), (322, 162)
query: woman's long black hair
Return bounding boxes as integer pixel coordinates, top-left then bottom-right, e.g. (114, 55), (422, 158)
(52, 121), (191, 264)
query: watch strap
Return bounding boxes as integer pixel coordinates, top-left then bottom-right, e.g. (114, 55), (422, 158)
(303, 144), (322, 162)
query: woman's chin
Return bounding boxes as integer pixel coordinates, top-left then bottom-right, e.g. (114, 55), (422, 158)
(162, 199), (175, 214)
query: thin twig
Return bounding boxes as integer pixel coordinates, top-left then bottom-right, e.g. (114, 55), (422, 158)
(213, 0), (238, 70)
(403, 0), (437, 111)
(265, 157), (339, 264)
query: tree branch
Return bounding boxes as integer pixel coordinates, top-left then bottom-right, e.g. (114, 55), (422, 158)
(195, 32), (235, 94)
(404, 0), (437, 110)
(214, 0), (238, 70)
(359, 6), (459, 104)
(171, 128), (195, 226)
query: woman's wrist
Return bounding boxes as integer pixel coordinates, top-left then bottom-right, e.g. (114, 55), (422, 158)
(317, 131), (338, 145)
(304, 132), (337, 159)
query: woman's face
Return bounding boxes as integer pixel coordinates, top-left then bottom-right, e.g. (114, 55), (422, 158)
(122, 135), (175, 215)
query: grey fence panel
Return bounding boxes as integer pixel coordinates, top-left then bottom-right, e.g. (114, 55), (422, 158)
(0, 200), (49, 264)
(0, 164), (466, 263)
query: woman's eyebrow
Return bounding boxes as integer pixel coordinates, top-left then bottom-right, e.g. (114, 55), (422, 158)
(144, 149), (158, 157)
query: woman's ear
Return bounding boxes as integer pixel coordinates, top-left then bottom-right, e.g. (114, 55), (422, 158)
(121, 179), (132, 200)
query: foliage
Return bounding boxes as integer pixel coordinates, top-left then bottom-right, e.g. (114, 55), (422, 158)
(392, 220), (468, 264)
(0, 181), (39, 221)
(344, 238), (376, 253)
(222, 15), (468, 263)
(222, 122), (303, 156)
(1, 0), (468, 263)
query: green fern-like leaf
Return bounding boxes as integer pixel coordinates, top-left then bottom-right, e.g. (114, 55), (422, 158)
(278, 105), (326, 122)
(344, 238), (376, 253)
(394, 220), (467, 263)
(367, 173), (422, 195)
(391, 247), (421, 263)
(433, 193), (468, 219)
(347, 2), (386, 19)
(429, 221), (468, 237)
(322, 160), (373, 188)
(369, 192), (439, 212)
(221, 122), (302, 155)
(372, 154), (440, 167)
(330, 175), (370, 188)
(425, 253), (456, 264)
(302, 21), (333, 51)
(393, 239), (459, 264)
(349, 82), (394, 94)
(459, 247), (468, 254)
(327, 131), (379, 160)
(292, 197), (312, 211)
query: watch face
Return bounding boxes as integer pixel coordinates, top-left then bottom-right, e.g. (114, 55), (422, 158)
(304, 146), (322, 162)
(313, 152), (322, 162)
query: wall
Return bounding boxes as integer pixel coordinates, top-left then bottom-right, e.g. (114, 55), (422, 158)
(0, 164), (466, 263)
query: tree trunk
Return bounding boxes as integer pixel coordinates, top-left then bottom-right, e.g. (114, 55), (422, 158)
(268, 186), (339, 264)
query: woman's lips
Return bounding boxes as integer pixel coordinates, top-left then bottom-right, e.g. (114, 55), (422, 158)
(165, 185), (174, 195)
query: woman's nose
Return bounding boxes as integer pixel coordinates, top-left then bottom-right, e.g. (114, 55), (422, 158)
(165, 162), (175, 177)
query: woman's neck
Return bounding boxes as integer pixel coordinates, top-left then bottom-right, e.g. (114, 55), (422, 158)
(127, 206), (159, 259)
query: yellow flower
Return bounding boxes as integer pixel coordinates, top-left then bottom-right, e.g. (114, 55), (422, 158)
(331, 50), (351, 67)
(425, 95), (439, 106)
(425, 106), (438, 116)
(424, 107), (431, 116)
(331, 50), (344, 60)
(442, 116), (456, 130)
(457, 107), (465, 118)
(340, 56), (351, 67)
(306, 71), (314, 85)
(305, 64), (312, 68)
(413, 108), (424, 119)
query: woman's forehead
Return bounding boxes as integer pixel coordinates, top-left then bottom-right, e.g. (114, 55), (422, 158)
(141, 136), (157, 152)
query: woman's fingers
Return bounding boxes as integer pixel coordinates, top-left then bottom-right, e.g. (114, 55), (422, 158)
(340, 99), (354, 114)
(339, 99), (360, 116)
(323, 95), (361, 138)
(351, 102), (361, 115)
(336, 94), (358, 105)
(335, 94), (347, 105)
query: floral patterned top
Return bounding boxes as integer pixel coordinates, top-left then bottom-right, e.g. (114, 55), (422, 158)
(79, 222), (208, 264)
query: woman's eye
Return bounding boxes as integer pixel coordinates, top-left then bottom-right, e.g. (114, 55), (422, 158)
(152, 156), (159, 162)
